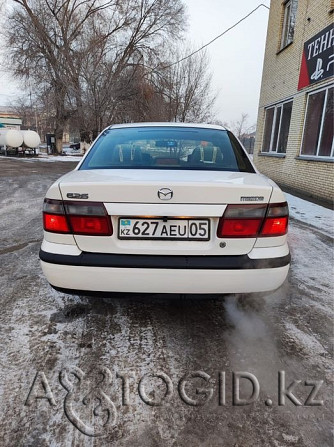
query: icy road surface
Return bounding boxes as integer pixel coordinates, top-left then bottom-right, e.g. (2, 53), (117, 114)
(0, 158), (333, 446)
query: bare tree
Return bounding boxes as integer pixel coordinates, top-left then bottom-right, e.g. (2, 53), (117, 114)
(4, 0), (121, 151)
(224, 113), (256, 138)
(4, 0), (218, 150)
(69, 0), (187, 139)
(4, 0), (186, 152)
(152, 47), (216, 123)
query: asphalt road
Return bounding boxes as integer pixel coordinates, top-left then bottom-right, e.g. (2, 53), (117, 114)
(0, 157), (332, 447)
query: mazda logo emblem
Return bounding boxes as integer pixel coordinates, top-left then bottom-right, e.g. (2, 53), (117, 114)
(158, 188), (173, 200)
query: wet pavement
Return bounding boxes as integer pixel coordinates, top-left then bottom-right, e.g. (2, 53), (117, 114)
(0, 157), (333, 446)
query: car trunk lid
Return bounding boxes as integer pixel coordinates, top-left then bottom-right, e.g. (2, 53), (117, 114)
(58, 169), (272, 204)
(58, 169), (273, 256)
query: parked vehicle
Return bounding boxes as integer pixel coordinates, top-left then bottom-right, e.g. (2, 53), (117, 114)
(40, 123), (290, 294)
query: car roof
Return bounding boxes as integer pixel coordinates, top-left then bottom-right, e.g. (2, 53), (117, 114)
(108, 122), (227, 131)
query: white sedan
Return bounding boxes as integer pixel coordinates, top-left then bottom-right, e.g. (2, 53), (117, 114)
(40, 123), (290, 294)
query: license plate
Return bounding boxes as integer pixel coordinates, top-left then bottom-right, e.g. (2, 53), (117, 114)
(118, 218), (210, 240)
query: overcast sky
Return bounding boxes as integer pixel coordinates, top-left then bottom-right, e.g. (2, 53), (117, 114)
(0, 0), (270, 126)
(184, 0), (270, 126)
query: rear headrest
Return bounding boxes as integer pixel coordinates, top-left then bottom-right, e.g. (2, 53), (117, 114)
(112, 145), (143, 163)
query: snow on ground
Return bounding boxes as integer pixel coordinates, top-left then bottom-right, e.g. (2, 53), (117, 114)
(0, 157), (332, 446)
(284, 192), (333, 311)
(284, 321), (327, 357)
(36, 154), (83, 162)
(286, 193), (334, 238)
(0, 154), (83, 162)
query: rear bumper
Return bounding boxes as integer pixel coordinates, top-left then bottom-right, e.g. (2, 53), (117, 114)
(40, 249), (290, 294)
(39, 249), (290, 269)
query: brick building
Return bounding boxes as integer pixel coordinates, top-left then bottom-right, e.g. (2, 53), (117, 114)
(253, 0), (334, 204)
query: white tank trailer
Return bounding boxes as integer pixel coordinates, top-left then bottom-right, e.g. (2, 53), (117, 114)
(0, 129), (24, 148)
(0, 129), (41, 148)
(22, 130), (41, 148)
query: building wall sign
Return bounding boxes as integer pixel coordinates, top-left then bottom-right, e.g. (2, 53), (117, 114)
(298, 24), (334, 90)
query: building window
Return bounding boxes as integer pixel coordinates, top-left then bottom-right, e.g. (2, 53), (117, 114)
(281, 0), (298, 49)
(330, 0), (334, 14)
(262, 101), (293, 153)
(300, 86), (334, 158)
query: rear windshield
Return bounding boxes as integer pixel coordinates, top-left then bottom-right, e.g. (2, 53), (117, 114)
(79, 126), (255, 173)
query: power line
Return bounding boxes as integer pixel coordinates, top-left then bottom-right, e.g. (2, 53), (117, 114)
(154, 3), (270, 72)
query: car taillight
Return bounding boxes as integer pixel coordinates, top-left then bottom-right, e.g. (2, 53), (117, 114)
(68, 216), (112, 235)
(43, 213), (69, 233)
(43, 199), (69, 233)
(261, 216), (288, 236)
(217, 204), (266, 238)
(217, 202), (288, 238)
(43, 199), (113, 236)
(260, 202), (289, 237)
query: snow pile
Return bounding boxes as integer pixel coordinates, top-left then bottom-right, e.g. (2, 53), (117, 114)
(37, 154), (83, 162)
(0, 154), (83, 162)
(285, 193), (334, 238)
(284, 321), (327, 356)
